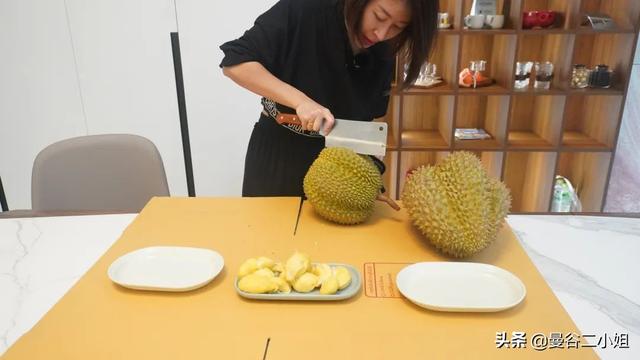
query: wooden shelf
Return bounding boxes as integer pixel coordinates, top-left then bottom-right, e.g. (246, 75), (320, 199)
(454, 138), (502, 150)
(401, 130), (449, 149)
(382, 151), (399, 199)
(383, 0), (638, 213)
(574, 27), (637, 34)
(509, 95), (564, 148)
(513, 86), (567, 94)
(508, 131), (554, 149)
(461, 29), (518, 34)
(567, 88), (625, 95)
(504, 151), (557, 212)
(458, 84), (511, 94)
(400, 83), (456, 95)
(578, 0), (640, 32)
(555, 151), (612, 212)
(563, 95), (623, 148)
(562, 131), (609, 149)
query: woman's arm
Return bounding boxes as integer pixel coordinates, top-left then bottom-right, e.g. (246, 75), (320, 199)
(223, 61), (335, 133)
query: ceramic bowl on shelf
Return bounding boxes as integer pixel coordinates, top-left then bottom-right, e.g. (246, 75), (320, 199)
(523, 10), (557, 29)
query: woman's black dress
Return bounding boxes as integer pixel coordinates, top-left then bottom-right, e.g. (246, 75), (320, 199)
(220, 0), (394, 196)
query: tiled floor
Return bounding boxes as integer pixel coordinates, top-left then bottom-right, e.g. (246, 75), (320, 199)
(605, 65), (640, 213)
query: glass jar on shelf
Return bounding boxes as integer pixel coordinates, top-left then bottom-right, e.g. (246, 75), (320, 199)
(534, 61), (554, 90)
(589, 64), (613, 88)
(570, 64), (590, 89)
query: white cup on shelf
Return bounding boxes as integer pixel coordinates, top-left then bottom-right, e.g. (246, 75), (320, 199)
(485, 15), (505, 29)
(464, 14), (486, 29)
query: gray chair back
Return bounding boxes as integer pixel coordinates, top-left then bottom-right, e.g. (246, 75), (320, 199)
(31, 134), (169, 212)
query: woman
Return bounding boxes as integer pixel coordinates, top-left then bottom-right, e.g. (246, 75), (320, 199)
(220, 0), (438, 203)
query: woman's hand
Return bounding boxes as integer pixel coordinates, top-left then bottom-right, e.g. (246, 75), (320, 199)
(295, 100), (335, 134)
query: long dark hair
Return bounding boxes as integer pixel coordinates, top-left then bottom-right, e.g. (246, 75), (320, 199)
(344, 0), (439, 90)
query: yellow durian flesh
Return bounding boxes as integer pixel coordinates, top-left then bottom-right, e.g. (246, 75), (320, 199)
(303, 147), (382, 225)
(272, 262), (284, 274)
(238, 258), (258, 278)
(253, 268), (275, 278)
(238, 274), (278, 294)
(333, 266), (352, 290)
(285, 252), (311, 283)
(256, 256), (275, 270)
(293, 272), (319, 293)
(320, 275), (339, 295)
(312, 263), (333, 287)
(272, 277), (291, 294)
(401, 151), (511, 258)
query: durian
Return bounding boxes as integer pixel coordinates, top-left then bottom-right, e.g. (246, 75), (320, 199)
(272, 262), (284, 274)
(285, 252), (311, 283)
(312, 263), (333, 287)
(333, 266), (352, 290)
(237, 273), (278, 294)
(256, 256), (275, 269)
(303, 147), (382, 225)
(237, 252), (352, 295)
(253, 268), (275, 278)
(401, 151), (511, 258)
(320, 275), (339, 295)
(238, 258), (259, 278)
(293, 272), (319, 293)
(272, 277), (292, 294)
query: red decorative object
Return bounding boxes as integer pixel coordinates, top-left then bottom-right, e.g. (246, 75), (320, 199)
(522, 11), (557, 29)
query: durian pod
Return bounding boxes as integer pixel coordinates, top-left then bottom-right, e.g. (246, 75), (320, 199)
(401, 151), (511, 258)
(303, 147), (383, 225)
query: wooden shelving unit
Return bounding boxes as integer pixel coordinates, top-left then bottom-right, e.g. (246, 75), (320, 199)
(382, 0), (640, 213)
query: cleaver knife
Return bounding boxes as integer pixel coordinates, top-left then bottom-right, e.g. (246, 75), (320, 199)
(276, 114), (388, 156)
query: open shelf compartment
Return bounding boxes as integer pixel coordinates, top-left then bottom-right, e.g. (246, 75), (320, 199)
(577, 0), (640, 32)
(503, 151), (557, 212)
(439, 0), (462, 31)
(562, 95), (622, 149)
(572, 33), (636, 91)
(515, 34), (575, 91)
(554, 151), (612, 212)
(401, 34), (459, 94)
(508, 95), (565, 149)
(455, 95), (509, 149)
(461, 0), (519, 30)
(401, 95), (454, 149)
(521, 0), (581, 30)
(459, 34), (517, 91)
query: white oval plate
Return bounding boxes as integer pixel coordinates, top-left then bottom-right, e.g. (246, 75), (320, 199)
(108, 246), (224, 292)
(235, 263), (360, 301)
(396, 262), (526, 312)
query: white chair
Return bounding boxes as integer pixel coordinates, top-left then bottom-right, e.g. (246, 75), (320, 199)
(31, 134), (170, 212)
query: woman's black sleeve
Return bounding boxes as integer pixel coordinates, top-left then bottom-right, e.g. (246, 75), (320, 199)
(219, 0), (293, 74)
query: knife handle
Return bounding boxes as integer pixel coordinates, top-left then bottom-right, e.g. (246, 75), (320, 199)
(275, 113), (302, 125)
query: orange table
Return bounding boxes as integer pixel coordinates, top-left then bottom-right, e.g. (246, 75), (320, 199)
(1, 197), (596, 359)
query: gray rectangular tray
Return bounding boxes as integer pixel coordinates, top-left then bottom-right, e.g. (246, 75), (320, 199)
(234, 263), (360, 301)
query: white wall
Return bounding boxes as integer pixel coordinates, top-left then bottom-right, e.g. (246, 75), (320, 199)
(0, 0), (278, 208)
(0, 0), (189, 209)
(175, 0), (277, 196)
(0, 0), (87, 209)
(64, 0), (187, 197)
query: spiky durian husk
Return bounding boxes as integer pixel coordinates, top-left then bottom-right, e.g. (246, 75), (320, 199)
(401, 151), (511, 258)
(304, 147), (382, 225)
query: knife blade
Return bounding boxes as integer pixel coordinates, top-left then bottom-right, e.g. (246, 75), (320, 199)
(276, 114), (388, 156)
